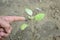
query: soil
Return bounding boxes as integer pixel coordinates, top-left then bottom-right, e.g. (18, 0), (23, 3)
(0, 0), (60, 40)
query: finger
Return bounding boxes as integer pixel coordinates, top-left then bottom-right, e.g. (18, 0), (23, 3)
(0, 28), (4, 32)
(3, 24), (12, 34)
(0, 38), (3, 40)
(0, 32), (4, 37)
(0, 32), (9, 37)
(0, 21), (12, 34)
(0, 16), (25, 23)
(3, 33), (9, 37)
(0, 28), (4, 39)
(0, 36), (2, 39)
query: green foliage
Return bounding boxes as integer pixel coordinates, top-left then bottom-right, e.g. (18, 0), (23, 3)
(20, 24), (29, 30)
(25, 8), (33, 16)
(20, 8), (45, 30)
(34, 13), (45, 21)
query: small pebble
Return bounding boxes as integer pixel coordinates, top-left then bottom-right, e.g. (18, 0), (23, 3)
(40, 0), (42, 2)
(36, 8), (42, 11)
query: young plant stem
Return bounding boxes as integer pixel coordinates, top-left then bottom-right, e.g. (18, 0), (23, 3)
(30, 16), (35, 40)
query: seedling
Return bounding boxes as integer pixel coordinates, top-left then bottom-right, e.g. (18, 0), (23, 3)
(20, 8), (45, 30)
(34, 13), (45, 21)
(25, 8), (45, 20)
(20, 24), (28, 30)
(25, 8), (33, 16)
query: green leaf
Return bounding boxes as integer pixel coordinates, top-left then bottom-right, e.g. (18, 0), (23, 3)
(25, 8), (33, 16)
(34, 13), (45, 21)
(20, 24), (29, 30)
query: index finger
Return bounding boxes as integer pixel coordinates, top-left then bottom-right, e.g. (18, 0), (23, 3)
(1, 16), (26, 23)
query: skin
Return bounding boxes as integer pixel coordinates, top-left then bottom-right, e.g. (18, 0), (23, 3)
(0, 16), (25, 40)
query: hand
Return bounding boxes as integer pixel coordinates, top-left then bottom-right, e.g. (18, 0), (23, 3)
(0, 16), (25, 40)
